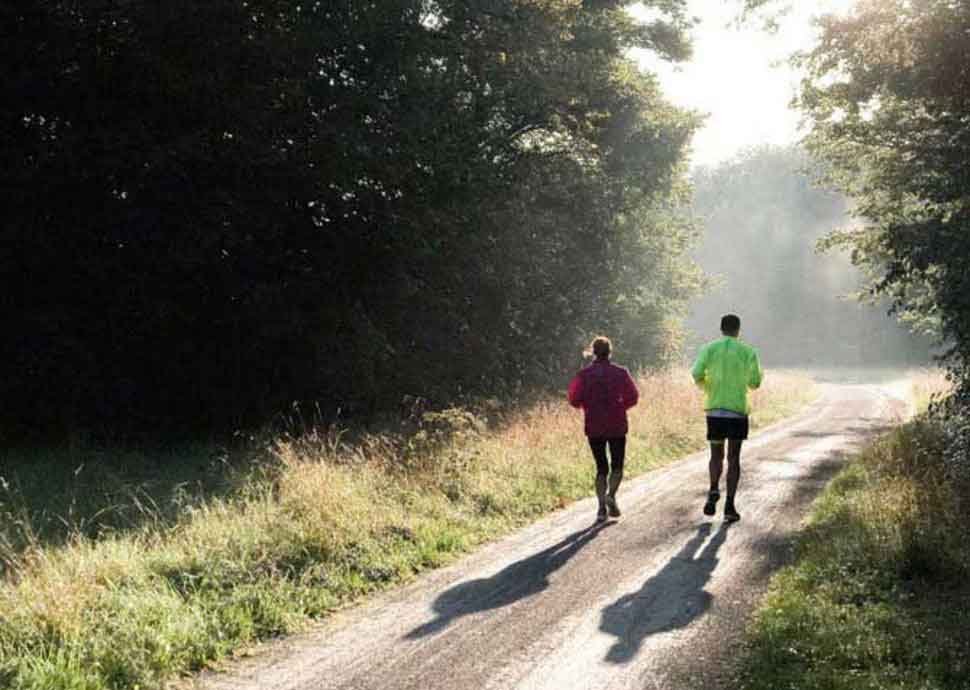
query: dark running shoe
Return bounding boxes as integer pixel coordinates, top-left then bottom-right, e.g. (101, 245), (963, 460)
(703, 490), (720, 516)
(606, 495), (621, 519)
(596, 505), (609, 523)
(724, 504), (741, 523)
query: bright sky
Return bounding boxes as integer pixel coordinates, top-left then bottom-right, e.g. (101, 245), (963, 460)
(629, 1), (858, 168)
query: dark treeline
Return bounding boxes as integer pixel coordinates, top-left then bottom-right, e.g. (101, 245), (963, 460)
(3, 1), (704, 438)
(687, 146), (934, 367)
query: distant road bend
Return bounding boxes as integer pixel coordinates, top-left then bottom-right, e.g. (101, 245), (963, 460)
(194, 382), (908, 690)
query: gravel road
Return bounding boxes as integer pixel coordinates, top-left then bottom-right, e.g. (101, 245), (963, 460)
(193, 382), (908, 690)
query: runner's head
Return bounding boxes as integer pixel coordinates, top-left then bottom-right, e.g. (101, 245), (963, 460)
(585, 336), (611, 360)
(720, 314), (741, 337)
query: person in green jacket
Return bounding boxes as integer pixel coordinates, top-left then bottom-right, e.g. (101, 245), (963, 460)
(691, 314), (763, 523)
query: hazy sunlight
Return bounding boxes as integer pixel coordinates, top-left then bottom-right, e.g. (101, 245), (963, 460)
(630, 1), (860, 167)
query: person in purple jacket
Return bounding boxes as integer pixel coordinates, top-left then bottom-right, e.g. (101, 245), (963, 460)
(568, 336), (640, 522)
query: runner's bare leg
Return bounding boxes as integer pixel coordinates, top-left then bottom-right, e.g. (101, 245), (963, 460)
(725, 439), (742, 503)
(709, 441), (725, 493)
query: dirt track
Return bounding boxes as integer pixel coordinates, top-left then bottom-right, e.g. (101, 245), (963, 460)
(193, 383), (908, 690)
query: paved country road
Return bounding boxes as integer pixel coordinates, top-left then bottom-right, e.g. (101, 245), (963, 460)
(193, 382), (908, 690)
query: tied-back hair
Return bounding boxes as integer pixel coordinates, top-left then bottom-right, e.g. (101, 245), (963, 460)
(584, 335), (611, 360)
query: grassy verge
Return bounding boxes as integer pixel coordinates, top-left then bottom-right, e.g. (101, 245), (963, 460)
(0, 369), (815, 690)
(738, 370), (970, 690)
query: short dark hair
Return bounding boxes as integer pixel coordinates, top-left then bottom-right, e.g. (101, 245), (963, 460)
(720, 314), (741, 334)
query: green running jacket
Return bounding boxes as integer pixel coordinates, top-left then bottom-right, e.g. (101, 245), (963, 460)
(691, 336), (763, 415)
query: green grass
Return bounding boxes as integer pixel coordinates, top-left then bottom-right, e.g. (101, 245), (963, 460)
(0, 443), (238, 558)
(738, 392), (970, 690)
(0, 369), (816, 690)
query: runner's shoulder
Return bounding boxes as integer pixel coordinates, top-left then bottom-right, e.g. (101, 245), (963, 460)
(740, 341), (760, 356)
(604, 362), (633, 379)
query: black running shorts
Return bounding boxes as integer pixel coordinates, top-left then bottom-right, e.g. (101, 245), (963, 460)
(706, 415), (749, 441)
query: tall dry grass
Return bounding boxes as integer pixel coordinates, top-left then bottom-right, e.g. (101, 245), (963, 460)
(0, 368), (816, 690)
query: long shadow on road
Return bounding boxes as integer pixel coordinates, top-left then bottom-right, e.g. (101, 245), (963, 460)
(405, 521), (612, 639)
(600, 522), (731, 664)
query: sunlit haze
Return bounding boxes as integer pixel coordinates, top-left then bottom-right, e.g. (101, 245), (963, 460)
(630, 1), (858, 168)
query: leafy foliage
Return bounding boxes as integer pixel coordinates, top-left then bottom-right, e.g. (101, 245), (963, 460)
(794, 0), (970, 467)
(2, 1), (701, 437)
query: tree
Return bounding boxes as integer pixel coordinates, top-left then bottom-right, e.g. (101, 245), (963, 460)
(1, 1), (702, 437)
(794, 0), (970, 468)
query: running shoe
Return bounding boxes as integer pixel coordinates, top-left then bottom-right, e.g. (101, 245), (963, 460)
(596, 505), (609, 523)
(703, 490), (720, 516)
(724, 504), (741, 523)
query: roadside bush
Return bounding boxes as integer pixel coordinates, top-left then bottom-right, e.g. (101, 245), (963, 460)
(741, 384), (970, 690)
(860, 414), (968, 579)
(935, 397), (970, 495)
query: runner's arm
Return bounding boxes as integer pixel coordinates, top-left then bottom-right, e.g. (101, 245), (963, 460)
(690, 346), (708, 386)
(748, 349), (763, 389)
(622, 370), (639, 409)
(567, 374), (584, 408)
